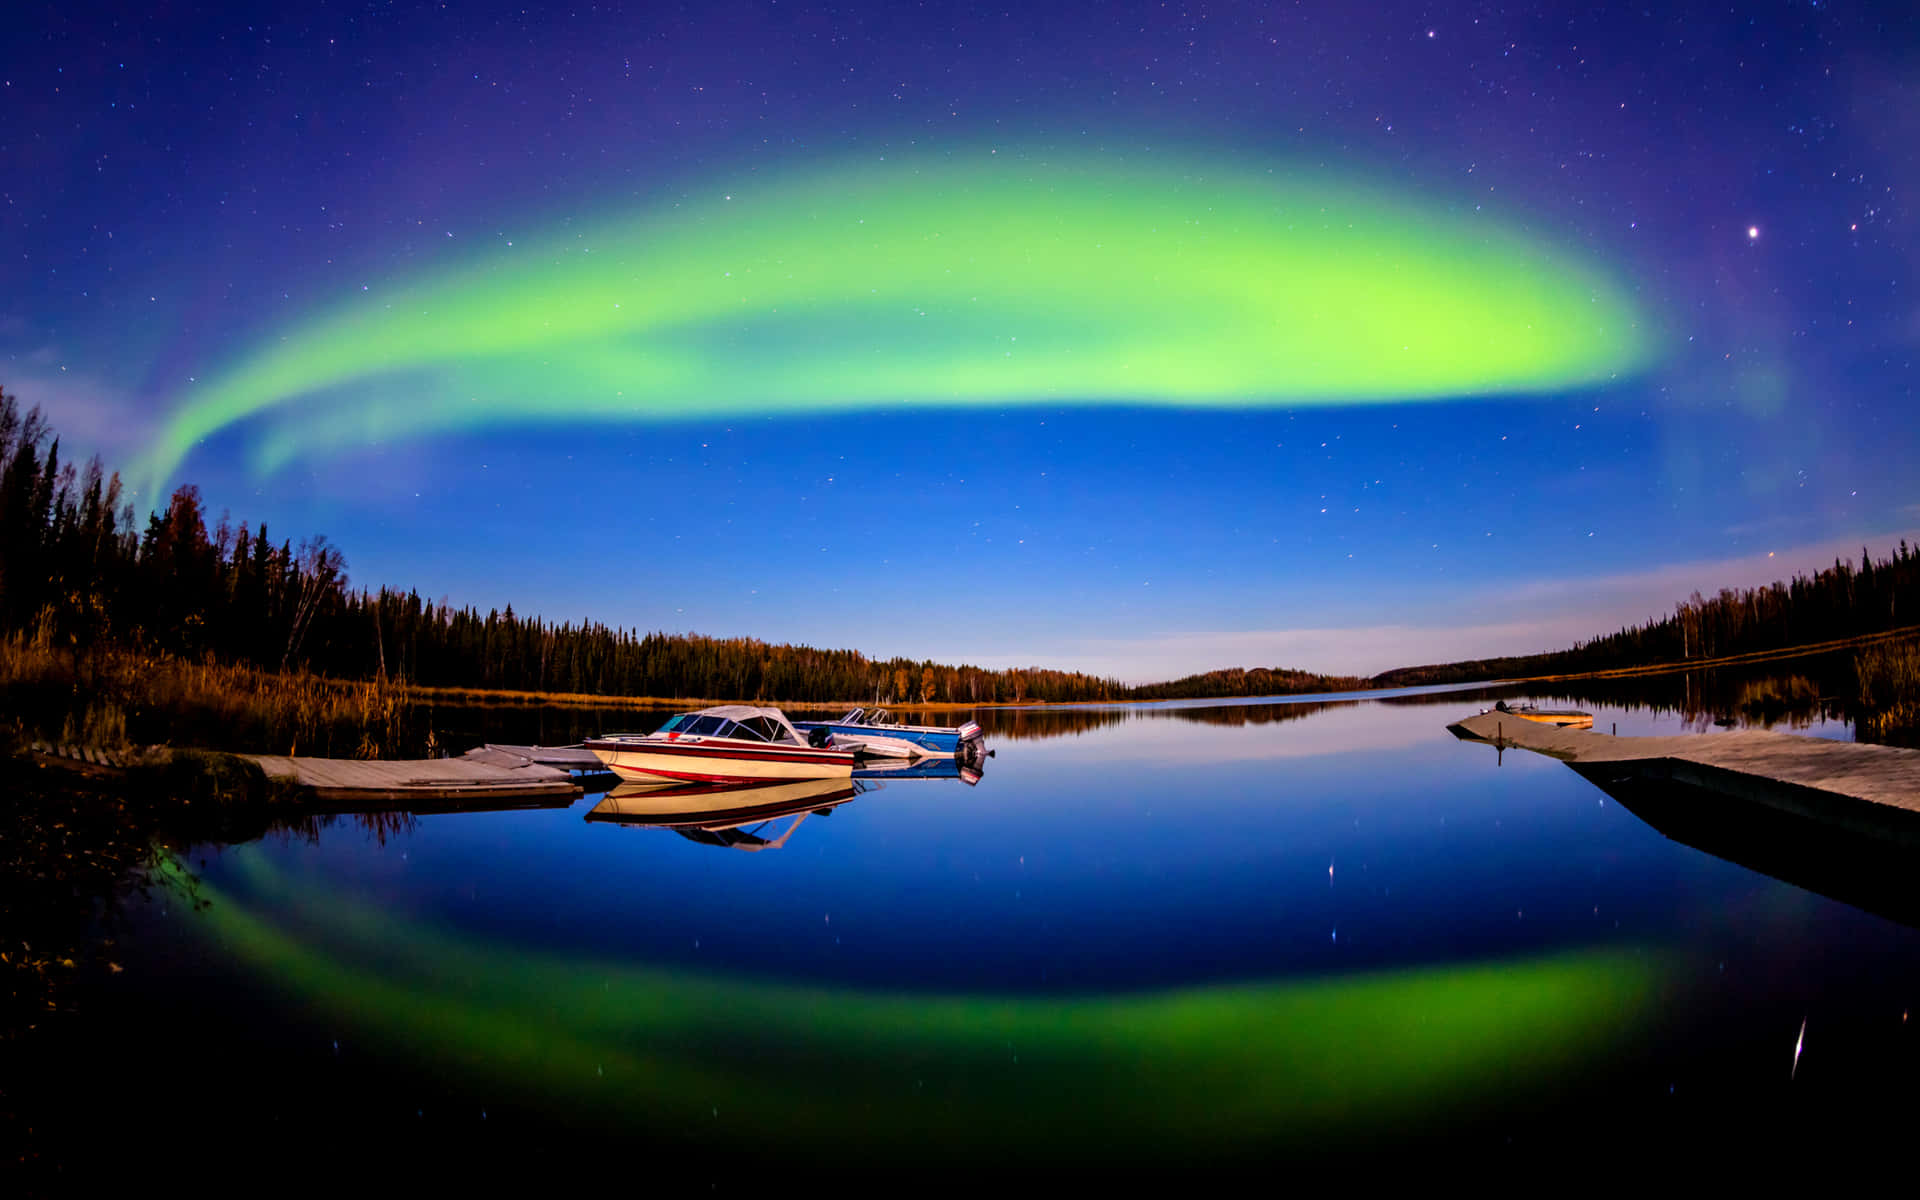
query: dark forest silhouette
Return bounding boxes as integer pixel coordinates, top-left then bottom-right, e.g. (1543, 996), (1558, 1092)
(0, 388), (1367, 706)
(3, 386), (1913, 710)
(1373, 547), (1919, 688)
(0, 390), (1136, 704)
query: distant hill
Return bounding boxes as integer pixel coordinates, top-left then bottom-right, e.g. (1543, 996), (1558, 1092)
(1128, 666), (1367, 701)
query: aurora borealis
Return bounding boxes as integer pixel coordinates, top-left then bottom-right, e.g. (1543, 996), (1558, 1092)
(169, 845), (1673, 1161)
(10, 4), (1920, 1174)
(5, 0), (1918, 672)
(135, 154), (1655, 495)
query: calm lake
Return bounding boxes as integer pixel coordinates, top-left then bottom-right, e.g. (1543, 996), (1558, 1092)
(13, 681), (1920, 1177)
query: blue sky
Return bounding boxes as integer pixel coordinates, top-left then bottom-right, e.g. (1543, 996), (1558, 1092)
(4, 1), (1915, 678)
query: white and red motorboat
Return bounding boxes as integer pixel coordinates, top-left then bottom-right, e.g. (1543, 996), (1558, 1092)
(584, 705), (855, 784)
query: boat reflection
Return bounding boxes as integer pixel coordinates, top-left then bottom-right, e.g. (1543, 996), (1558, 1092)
(855, 754), (984, 785)
(585, 777), (872, 851)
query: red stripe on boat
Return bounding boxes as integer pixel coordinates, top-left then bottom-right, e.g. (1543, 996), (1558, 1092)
(585, 740), (851, 766)
(600, 762), (835, 785)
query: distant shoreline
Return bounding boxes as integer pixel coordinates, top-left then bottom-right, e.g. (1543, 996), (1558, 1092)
(409, 626), (1918, 713)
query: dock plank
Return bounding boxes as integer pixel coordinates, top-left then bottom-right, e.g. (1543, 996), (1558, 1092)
(243, 750), (580, 803)
(480, 743), (609, 771)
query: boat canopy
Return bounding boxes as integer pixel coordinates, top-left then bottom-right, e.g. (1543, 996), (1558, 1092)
(657, 704), (806, 745)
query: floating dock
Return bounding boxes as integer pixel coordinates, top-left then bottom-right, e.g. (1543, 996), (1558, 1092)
(1448, 710), (1920, 842)
(244, 745), (581, 805)
(28, 740), (587, 807)
(478, 743), (610, 773)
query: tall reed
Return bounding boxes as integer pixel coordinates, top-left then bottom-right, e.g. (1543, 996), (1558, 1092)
(0, 631), (426, 758)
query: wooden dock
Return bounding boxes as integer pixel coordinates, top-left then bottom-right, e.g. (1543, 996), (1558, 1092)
(1449, 709), (1920, 842)
(244, 745), (581, 805)
(479, 743), (611, 773)
(28, 740), (592, 809)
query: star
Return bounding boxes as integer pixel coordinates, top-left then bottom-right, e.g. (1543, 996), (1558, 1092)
(1747, 225), (1760, 240)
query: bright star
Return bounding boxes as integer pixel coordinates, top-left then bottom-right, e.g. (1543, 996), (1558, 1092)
(1747, 225), (1760, 240)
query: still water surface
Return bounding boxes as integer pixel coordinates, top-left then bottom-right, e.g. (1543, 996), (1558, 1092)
(17, 686), (1920, 1176)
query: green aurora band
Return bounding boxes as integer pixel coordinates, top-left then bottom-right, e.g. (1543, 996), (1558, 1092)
(172, 849), (1677, 1161)
(138, 152), (1658, 495)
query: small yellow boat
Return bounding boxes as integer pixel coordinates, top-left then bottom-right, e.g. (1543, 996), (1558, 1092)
(1494, 701), (1593, 729)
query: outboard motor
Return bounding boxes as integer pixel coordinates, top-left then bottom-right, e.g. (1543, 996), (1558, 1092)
(808, 727), (833, 749)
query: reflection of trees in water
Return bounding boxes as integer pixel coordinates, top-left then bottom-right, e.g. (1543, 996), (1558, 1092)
(1386, 646), (1920, 746)
(1149, 700), (1350, 727)
(928, 707), (1132, 741)
(431, 704), (668, 751)
(448, 656), (1920, 749)
(1855, 638), (1920, 748)
(256, 809), (420, 847)
(899, 699), (1353, 742)
(0, 766), (199, 1043)
(1492, 661), (1852, 736)
(4, 774), (428, 1036)
(456, 697), (1354, 746)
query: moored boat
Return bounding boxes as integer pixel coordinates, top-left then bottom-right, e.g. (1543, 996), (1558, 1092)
(1493, 700), (1594, 729)
(793, 708), (985, 759)
(585, 705), (855, 784)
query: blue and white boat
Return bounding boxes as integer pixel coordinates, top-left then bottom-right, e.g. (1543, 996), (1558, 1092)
(585, 705), (855, 784)
(794, 708), (984, 760)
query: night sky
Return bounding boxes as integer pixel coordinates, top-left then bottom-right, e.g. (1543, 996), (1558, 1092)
(4, 1), (1916, 678)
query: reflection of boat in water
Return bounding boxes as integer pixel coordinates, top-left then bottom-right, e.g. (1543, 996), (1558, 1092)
(1493, 700), (1593, 729)
(793, 708), (985, 759)
(585, 778), (871, 850)
(585, 705), (855, 784)
(854, 754), (984, 785)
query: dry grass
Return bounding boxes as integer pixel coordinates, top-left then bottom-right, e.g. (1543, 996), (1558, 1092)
(1855, 638), (1920, 746)
(0, 632), (422, 758)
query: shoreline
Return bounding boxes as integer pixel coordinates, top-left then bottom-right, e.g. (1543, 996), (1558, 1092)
(411, 627), (1918, 713)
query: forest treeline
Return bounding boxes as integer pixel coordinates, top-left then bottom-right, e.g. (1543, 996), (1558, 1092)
(1371, 543), (1920, 688)
(11, 386), (1909, 710)
(0, 391), (1134, 704)
(0, 388), (1335, 706)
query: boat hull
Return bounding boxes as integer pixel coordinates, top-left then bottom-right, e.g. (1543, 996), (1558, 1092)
(584, 738), (854, 784)
(1513, 711), (1594, 729)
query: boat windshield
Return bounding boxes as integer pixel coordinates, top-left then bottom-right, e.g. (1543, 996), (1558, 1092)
(655, 710), (800, 743)
(733, 714), (794, 744)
